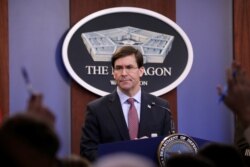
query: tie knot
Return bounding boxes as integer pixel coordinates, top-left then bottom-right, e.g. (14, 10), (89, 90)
(127, 98), (134, 104)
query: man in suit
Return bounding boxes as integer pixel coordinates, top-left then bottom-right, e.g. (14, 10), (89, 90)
(80, 45), (173, 162)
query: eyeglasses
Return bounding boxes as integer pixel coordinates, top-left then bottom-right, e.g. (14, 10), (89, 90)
(113, 65), (139, 73)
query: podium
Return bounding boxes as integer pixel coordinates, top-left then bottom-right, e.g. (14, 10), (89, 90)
(98, 135), (210, 165)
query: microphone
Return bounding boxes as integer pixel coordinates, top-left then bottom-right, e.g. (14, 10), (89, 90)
(150, 102), (176, 134)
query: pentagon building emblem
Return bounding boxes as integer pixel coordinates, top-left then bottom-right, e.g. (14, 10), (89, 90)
(62, 7), (193, 96)
(81, 26), (174, 63)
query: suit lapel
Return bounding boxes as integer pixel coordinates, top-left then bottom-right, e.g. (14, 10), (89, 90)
(107, 91), (130, 140)
(138, 92), (153, 137)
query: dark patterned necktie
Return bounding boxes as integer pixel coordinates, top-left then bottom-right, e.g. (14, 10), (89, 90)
(127, 98), (139, 139)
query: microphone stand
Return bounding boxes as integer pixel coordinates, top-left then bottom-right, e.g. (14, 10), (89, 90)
(151, 102), (176, 134)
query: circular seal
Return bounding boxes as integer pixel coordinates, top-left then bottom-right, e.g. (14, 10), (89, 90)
(157, 133), (199, 167)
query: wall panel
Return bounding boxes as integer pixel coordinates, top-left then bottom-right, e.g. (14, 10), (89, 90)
(0, 0), (9, 123)
(70, 0), (177, 154)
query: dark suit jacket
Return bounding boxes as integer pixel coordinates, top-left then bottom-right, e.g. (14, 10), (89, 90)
(80, 90), (172, 162)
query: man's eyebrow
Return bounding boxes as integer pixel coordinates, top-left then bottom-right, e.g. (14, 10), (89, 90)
(115, 64), (134, 67)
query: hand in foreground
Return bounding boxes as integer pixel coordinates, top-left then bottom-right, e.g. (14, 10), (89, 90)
(27, 93), (55, 127)
(217, 62), (250, 128)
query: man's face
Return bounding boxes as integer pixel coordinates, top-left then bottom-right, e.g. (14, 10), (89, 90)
(113, 54), (144, 96)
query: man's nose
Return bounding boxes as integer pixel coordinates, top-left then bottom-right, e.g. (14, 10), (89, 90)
(121, 68), (128, 75)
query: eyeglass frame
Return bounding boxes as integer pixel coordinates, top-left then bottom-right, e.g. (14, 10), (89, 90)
(113, 65), (139, 73)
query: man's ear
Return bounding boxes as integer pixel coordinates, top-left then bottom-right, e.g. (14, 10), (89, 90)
(139, 67), (145, 77)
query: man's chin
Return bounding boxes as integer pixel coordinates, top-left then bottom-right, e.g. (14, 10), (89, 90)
(119, 85), (132, 91)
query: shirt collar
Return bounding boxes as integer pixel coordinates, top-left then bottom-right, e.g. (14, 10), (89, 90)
(117, 87), (141, 104)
